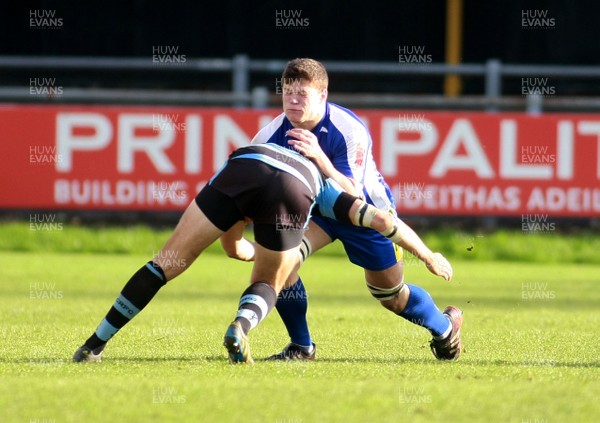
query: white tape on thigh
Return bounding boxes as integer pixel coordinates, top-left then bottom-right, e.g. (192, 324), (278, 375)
(298, 236), (312, 265)
(366, 278), (406, 301)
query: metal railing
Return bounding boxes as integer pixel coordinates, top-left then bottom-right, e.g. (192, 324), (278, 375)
(1, 55), (600, 111)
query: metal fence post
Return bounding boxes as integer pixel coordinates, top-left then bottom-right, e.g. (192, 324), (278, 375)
(251, 86), (269, 109)
(526, 93), (543, 115)
(485, 59), (502, 112)
(232, 54), (249, 107)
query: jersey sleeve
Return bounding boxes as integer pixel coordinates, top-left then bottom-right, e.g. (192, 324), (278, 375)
(315, 178), (346, 220)
(331, 125), (370, 183)
(251, 113), (286, 144)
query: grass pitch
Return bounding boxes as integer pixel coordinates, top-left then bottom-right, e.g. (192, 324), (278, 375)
(1, 250), (599, 423)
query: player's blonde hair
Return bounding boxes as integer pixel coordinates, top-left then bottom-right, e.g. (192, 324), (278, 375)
(282, 58), (328, 91)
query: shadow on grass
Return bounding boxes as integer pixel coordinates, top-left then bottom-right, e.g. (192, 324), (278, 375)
(460, 358), (600, 369)
(257, 356), (600, 369)
(6, 355), (600, 369)
(4, 356), (199, 364)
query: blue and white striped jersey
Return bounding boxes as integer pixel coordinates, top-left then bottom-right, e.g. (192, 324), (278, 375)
(252, 102), (394, 211)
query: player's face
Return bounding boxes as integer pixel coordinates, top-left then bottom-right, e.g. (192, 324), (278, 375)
(282, 80), (327, 129)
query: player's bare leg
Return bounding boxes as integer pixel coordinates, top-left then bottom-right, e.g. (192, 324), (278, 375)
(73, 201), (224, 363)
(224, 244), (299, 364)
(282, 221), (332, 289)
(267, 221), (332, 360)
(251, 245), (300, 293)
(153, 201), (225, 280)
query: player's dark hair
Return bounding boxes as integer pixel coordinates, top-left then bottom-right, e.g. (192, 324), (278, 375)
(282, 58), (328, 90)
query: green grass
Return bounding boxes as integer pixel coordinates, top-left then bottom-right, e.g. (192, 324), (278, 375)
(1, 250), (599, 422)
(1, 221), (600, 264)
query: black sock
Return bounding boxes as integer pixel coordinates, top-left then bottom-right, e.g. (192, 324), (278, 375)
(234, 282), (277, 335)
(84, 261), (167, 349)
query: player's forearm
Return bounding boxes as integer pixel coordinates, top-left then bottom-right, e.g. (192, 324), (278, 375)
(397, 222), (453, 281)
(392, 220), (434, 263)
(343, 198), (452, 280)
(314, 155), (361, 197)
(346, 200), (432, 263)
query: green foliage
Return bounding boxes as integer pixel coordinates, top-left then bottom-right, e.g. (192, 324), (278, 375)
(0, 222), (224, 256)
(420, 228), (600, 264)
(2, 222), (598, 264)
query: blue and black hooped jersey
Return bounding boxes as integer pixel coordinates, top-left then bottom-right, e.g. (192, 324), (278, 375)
(227, 143), (324, 200)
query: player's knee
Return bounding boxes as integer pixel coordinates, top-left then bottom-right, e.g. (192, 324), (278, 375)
(153, 251), (193, 281)
(153, 260), (182, 281)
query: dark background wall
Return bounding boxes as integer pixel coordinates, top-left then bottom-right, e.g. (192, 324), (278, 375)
(3, 0), (598, 64)
(1, 1), (598, 96)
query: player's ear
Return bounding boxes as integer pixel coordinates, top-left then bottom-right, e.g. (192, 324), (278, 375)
(320, 88), (328, 102)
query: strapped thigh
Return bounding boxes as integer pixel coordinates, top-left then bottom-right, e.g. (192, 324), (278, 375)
(297, 236), (313, 265)
(366, 278), (406, 301)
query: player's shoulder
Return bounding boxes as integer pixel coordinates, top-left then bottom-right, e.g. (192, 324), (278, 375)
(327, 103), (370, 139)
(251, 112), (287, 144)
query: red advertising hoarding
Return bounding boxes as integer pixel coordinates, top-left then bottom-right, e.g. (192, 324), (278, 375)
(1, 104), (599, 216)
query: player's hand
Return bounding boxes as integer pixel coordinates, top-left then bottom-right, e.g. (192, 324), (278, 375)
(425, 252), (453, 281)
(286, 128), (323, 161)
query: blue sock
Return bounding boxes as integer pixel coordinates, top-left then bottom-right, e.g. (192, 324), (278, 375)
(275, 277), (312, 347)
(399, 284), (451, 339)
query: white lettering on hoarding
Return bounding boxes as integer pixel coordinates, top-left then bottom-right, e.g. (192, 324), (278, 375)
(185, 116), (202, 173)
(527, 187), (600, 212)
(56, 113), (203, 175)
(56, 113), (112, 172)
(383, 117), (494, 178)
(213, 115), (252, 171)
(429, 119), (494, 178)
(394, 185), (521, 211)
(118, 114), (176, 173)
(381, 117), (437, 176)
(577, 121), (600, 178)
(500, 120), (553, 179)
(54, 179), (206, 206)
(556, 121), (573, 180)
(45, 110), (600, 214)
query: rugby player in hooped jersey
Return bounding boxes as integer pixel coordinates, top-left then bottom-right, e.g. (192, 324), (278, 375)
(72, 140), (453, 364)
(250, 58), (463, 361)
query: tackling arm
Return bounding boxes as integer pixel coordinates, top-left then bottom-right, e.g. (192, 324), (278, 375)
(286, 128), (362, 197)
(220, 220), (255, 262)
(330, 192), (453, 281)
(312, 151), (361, 197)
